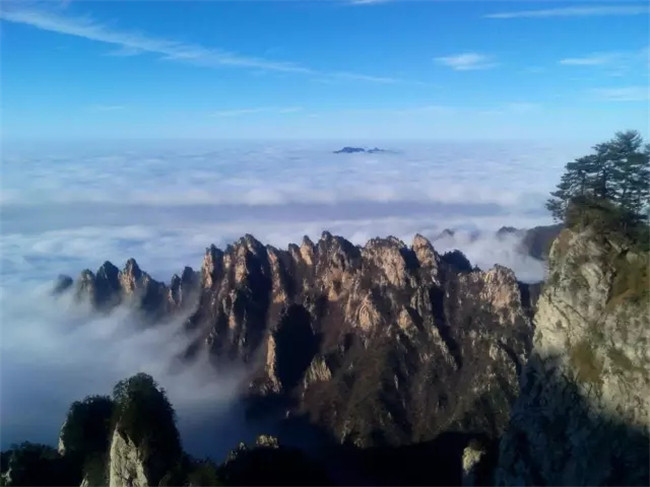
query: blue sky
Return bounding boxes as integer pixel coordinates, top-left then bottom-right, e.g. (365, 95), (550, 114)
(1, 0), (648, 140)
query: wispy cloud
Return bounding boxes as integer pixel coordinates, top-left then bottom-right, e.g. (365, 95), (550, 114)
(485, 5), (650, 19)
(211, 106), (303, 117)
(434, 53), (497, 71)
(591, 86), (649, 102)
(0, 6), (310, 73)
(560, 54), (619, 66)
(559, 46), (649, 76)
(349, 0), (392, 4)
(0, 4), (411, 85)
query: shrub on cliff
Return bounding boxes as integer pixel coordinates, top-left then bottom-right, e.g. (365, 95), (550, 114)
(111, 373), (181, 469)
(0, 443), (79, 486)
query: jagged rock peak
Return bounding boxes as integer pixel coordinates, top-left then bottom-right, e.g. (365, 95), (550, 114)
(412, 233), (432, 249)
(181, 266), (195, 282)
(236, 234), (265, 254)
(301, 235), (315, 248)
(364, 235), (406, 249)
(80, 269), (95, 280)
(412, 234), (439, 270)
(202, 245), (224, 288)
(119, 258), (144, 295)
(52, 274), (73, 295)
(97, 261), (119, 280)
(123, 258), (142, 277)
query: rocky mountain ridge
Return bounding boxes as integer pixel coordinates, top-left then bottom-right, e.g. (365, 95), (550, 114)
(64, 231), (537, 449)
(11, 219), (649, 486)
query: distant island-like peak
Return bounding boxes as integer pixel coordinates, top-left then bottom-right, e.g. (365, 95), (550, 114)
(333, 146), (392, 154)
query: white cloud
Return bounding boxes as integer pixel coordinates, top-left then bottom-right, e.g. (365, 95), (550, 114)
(434, 53), (497, 71)
(0, 4), (413, 85)
(559, 47), (648, 75)
(431, 229), (547, 283)
(485, 5), (650, 19)
(560, 54), (619, 66)
(0, 284), (247, 457)
(591, 86), (649, 102)
(1, 140), (590, 455)
(1, 141), (576, 213)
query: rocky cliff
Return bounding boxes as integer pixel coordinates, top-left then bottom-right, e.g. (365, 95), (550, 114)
(72, 232), (537, 449)
(191, 232), (537, 446)
(496, 226), (649, 485)
(108, 429), (150, 487)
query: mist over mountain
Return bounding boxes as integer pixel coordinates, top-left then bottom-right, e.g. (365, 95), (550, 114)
(2, 0), (649, 482)
(2, 139), (647, 486)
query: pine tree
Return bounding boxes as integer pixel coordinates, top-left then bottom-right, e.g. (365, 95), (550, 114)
(546, 155), (595, 221)
(547, 130), (649, 223)
(609, 131), (649, 216)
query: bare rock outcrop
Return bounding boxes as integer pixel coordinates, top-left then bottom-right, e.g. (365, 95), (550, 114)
(179, 232), (536, 447)
(69, 231), (537, 448)
(496, 227), (650, 485)
(108, 429), (150, 487)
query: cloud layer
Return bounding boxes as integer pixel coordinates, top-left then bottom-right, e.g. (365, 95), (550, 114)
(0, 286), (246, 458)
(1, 140), (583, 457)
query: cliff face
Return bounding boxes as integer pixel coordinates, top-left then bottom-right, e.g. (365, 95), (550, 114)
(177, 232), (535, 447)
(71, 232), (536, 448)
(108, 429), (149, 487)
(497, 227), (649, 485)
(69, 233), (535, 448)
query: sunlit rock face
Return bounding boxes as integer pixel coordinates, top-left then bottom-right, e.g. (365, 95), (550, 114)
(166, 232), (534, 447)
(497, 227), (650, 486)
(69, 231), (537, 448)
(108, 429), (150, 487)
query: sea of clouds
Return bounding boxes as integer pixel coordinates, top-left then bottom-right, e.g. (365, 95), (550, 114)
(0, 139), (588, 458)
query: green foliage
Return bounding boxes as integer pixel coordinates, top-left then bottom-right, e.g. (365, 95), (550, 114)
(61, 395), (114, 459)
(187, 459), (222, 486)
(82, 453), (109, 486)
(111, 373), (181, 470)
(547, 130), (650, 224)
(218, 443), (331, 486)
(156, 453), (223, 486)
(59, 396), (113, 486)
(565, 196), (650, 251)
(0, 442), (80, 486)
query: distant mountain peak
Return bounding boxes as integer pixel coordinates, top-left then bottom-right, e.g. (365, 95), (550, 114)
(333, 146), (393, 154)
